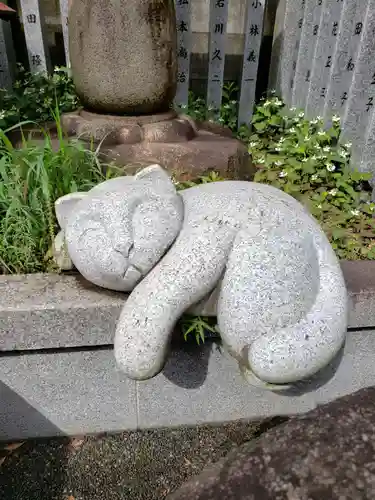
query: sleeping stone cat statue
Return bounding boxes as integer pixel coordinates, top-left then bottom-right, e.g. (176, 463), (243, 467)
(55, 164), (348, 388)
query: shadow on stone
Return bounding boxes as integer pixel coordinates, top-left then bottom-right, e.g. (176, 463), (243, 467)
(163, 339), (219, 390)
(0, 380), (66, 441)
(0, 381), (69, 500)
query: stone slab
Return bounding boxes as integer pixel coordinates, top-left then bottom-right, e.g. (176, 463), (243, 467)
(1, 329), (375, 440)
(206, 0), (229, 116)
(292, 0), (322, 110)
(0, 349), (137, 440)
(0, 19), (16, 89)
(100, 130), (252, 182)
(19, 0), (51, 74)
(305, 0), (343, 118)
(0, 261), (374, 351)
(175, 0), (192, 107)
(340, 0), (375, 167)
(0, 273), (122, 351)
(323, 0), (367, 120)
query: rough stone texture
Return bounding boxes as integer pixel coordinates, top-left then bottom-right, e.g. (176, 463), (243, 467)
(56, 165), (347, 386)
(61, 109), (251, 182)
(0, 261), (372, 352)
(68, 0), (177, 114)
(305, 0), (343, 118)
(0, 349), (138, 440)
(57, 166), (184, 292)
(101, 131), (251, 181)
(2, 330), (375, 440)
(169, 387), (375, 500)
(342, 260), (375, 328)
(0, 420), (265, 500)
(0, 273), (123, 351)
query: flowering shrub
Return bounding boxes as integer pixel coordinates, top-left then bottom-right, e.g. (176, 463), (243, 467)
(249, 97), (375, 259)
(0, 66), (79, 129)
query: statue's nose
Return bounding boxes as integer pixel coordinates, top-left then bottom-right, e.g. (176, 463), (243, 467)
(114, 240), (133, 256)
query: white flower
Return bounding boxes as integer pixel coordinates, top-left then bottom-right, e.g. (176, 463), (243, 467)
(257, 157), (265, 164)
(318, 130), (326, 136)
(369, 205), (375, 212)
(275, 160), (283, 166)
(0, 110), (5, 120)
(351, 209), (360, 216)
(340, 149), (349, 158)
(304, 135), (310, 141)
(316, 116), (323, 121)
(323, 146), (331, 152)
(274, 98), (283, 106)
(311, 119), (318, 125)
(278, 137), (285, 143)
(298, 111), (305, 118)
(249, 141), (258, 148)
(329, 189), (338, 196)
(332, 115), (340, 122)
(311, 155), (318, 161)
(263, 100), (271, 107)
(270, 89), (276, 94)
(289, 127), (296, 133)
(344, 142), (352, 148)
(290, 107), (296, 112)
(326, 163), (336, 172)
(311, 174), (318, 181)
(279, 171), (288, 178)
(302, 157), (308, 162)
(317, 204), (322, 209)
(274, 146), (282, 152)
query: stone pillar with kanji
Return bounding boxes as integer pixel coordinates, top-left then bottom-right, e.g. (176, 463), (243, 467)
(62, 0), (250, 181)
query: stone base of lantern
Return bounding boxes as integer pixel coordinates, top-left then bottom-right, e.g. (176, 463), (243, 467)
(61, 109), (254, 181)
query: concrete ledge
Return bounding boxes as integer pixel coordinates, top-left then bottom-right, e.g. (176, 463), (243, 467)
(0, 260), (375, 351)
(0, 329), (374, 441)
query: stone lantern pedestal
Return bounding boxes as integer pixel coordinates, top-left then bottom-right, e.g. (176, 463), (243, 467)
(63, 0), (251, 181)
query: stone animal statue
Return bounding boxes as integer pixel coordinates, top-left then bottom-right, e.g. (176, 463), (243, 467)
(168, 387), (375, 500)
(55, 164), (347, 387)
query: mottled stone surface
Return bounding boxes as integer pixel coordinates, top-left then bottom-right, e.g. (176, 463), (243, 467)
(69, 0), (177, 114)
(56, 165), (347, 385)
(61, 109), (251, 181)
(169, 387), (375, 500)
(102, 131), (251, 182)
(62, 109), (195, 145)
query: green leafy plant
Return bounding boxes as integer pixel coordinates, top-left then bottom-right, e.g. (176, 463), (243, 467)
(174, 170), (226, 191)
(180, 316), (219, 345)
(0, 116), (119, 275)
(177, 82), (239, 130)
(249, 97), (375, 260)
(0, 66), (79, 129)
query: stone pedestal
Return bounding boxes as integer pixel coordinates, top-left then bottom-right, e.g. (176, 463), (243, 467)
(62, 109), (252, 181)
(65, 0), (251, 181)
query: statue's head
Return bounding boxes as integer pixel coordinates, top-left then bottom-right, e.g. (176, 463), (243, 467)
(55, 165), (183, 291)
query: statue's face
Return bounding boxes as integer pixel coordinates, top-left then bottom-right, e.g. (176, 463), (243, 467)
(56, 166), (183, 291)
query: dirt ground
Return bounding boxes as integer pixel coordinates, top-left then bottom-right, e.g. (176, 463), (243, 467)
(0, 418), (284, 500)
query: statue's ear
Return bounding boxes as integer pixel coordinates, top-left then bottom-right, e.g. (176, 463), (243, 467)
(135, 164), (176, 193)
(55, 192), (87, 230)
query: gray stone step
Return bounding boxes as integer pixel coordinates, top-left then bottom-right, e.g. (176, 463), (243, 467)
(0, 261), (374, 351)
(0, 328), (374, 441)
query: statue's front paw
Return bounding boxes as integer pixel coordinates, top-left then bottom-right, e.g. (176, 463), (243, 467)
(53, 230), (74, 271)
